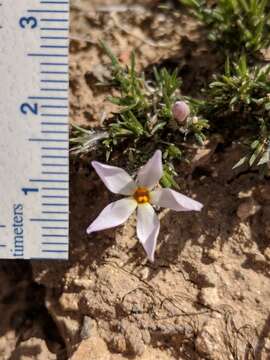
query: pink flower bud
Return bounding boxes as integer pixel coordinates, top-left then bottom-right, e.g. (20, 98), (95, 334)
(172, 101), (190, 124)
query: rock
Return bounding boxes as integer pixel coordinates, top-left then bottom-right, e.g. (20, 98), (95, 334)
(59, 315), (80, 340)
(253, 253), (266, 263)
(237, 199), (261, 220)
(264, 248), (270, 261)
(203, 270), (219, 287)
(222, 261), (234, 271)
(110, 334), (127, 353)
(80, 290), (116, 318)
(71, 337), (110, 360)
(0, 333), (16, 360)
(59, 293), (79, 312)
(207, 249), (222, 261)
(257, 185), (270, 201)
(138, 267), (150, 280)
(263, 337), (270, 351)
(238, 189), (254, 199)
(198, 287), (220, 308)
(121, 320), (145, 356)
(191, 148), (213, 167)
(80, 316), (97, 340)
(137, 348), (176, 359)
(73, 278), (94, 289)
(141, 329), (151, 345)
(195, 319), (225, 359)
(45, 291), (81, 356)
(11, 338), (57, 360)
(238, 222), (252, 239)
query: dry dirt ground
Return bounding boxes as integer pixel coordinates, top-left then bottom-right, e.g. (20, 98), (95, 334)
(1, 1), (270, 359)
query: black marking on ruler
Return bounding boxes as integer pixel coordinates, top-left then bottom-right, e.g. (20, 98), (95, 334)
(30, 219), (68, 222)
(42, 164), (68, 167)
(42, 203), (68, 207)
(42, 234), (68, 237)
(0, 224), (7, 248)
(0, 3), (2, 30)
(42, 226), (68, 230)
(29, 138), (69, 142)
(30, 179), (68, 183)
(41, 147), (68, 150)
(42, 211), (68, 214)
(42, 187), (68, 190)
(42, 250), (68, 253)
(28, 9), (69, 13)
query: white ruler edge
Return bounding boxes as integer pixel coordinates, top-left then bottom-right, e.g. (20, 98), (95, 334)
(0, 0), (69, 259)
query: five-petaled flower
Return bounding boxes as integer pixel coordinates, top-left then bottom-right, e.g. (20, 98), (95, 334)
(87, 150), (203, 261)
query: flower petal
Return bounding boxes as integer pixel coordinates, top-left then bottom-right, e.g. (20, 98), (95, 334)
(137, 150), (163, 189)
(136, 204), (160, 262)
(92, 161), (136, 195)
(87, 198), (137, 234)
(150, 188), (203, 212)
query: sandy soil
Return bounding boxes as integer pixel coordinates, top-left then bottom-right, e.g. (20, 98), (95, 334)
(1, 1), (270, 359)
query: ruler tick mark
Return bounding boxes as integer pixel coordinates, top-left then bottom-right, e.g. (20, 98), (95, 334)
(41, 203), (68, 207)
(42, 187), (68, 190)
(42, 226), (68, 230)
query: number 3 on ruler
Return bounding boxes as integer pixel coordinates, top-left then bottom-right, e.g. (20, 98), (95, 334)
(19, 16), (38, 29)
(20, 103), (38, 115)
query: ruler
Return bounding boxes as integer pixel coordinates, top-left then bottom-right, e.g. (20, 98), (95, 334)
(0, 0), (69, 259)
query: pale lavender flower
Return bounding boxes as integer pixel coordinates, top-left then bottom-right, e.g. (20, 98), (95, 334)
(172, 101), (190, 124)
(87, 150), (203, 261)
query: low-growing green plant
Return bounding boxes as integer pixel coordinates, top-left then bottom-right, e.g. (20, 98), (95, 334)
(71, 42), (270, 180)
(202, 55), (270, 168)
(71, 43), (209, 187)
(179, 0), (270, 55)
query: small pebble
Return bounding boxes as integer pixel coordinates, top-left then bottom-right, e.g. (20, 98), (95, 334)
(258, 185), (270, 201)
(59, 293), (79, 311)
(73, 278), (94, 289)
(138, 267), (150, 280)
(199, 287), (220, 307)
(264, 247), (270, 261)
(111, 335), (127, 353)
(207, 249), (221, 261)
(237, 199), (261, 220)
(80, 316), (96, 340)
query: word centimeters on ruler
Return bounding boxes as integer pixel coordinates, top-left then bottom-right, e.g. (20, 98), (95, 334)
(0, 0), (69, 259)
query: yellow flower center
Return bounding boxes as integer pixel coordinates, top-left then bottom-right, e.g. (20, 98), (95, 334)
(133, 187), (150, 204)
